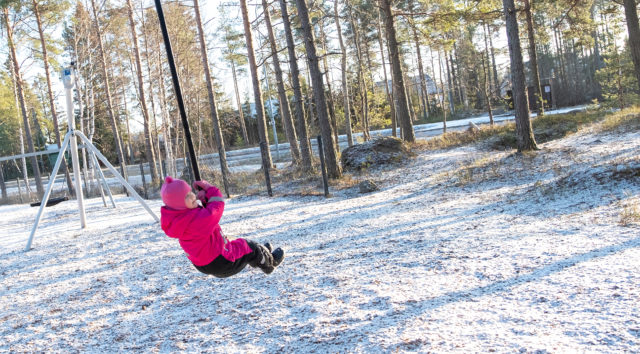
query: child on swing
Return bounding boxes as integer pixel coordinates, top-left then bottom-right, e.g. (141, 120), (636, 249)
(160, 176), (284, 278)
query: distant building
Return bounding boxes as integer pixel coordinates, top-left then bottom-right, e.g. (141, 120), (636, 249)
(375, 73), (439, 96)
(246, 98), (279, 119)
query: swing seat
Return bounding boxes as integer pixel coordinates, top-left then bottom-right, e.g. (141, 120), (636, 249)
(30, 196), (69, 208)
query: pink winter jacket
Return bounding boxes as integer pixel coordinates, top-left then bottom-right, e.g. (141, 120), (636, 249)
(160, 186), (252, 266)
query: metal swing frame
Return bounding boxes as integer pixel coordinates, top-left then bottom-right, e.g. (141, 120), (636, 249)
(27, 0), (208, 250)
(25, 65), (159, 251)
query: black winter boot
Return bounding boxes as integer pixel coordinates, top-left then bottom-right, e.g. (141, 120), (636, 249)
(272, 248), (285, 268)
(264, 242), (273, 253)
(254, 245), (275, 274)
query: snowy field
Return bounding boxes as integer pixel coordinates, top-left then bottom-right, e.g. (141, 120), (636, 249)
(1, 119), (639, 352)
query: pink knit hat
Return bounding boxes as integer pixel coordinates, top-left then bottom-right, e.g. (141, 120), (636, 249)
(161, 176), (192, 210)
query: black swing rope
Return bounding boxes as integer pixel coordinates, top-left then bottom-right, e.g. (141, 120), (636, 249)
(153, 0), (201, 182)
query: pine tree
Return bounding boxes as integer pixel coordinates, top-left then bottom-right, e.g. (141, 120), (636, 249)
(295, 0), (342, 179)
(502, 0), (537, 151)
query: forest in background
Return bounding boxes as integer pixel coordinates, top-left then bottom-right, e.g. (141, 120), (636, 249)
(0, 0), (639, 199)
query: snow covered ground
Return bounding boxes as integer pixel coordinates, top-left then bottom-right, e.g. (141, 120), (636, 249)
(1, 117), (639, 352)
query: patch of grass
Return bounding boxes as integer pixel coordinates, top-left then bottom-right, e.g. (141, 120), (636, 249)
(610, 164), (640, 181)
(454, 157), (499, 186)
(598, 107), (640, 132)
(198, 159), (362, 197)
(620, 200), (640, 226)
(433, 155), (507, 187)
(329, 173), (360, 190)
(414, 107), (618, 152)
(414, 123), (513, 151)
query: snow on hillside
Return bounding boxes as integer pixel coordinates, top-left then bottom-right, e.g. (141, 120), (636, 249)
(1, 120), (639, 352)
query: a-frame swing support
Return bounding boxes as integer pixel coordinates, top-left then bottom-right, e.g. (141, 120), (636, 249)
(25, 66), (159, 251)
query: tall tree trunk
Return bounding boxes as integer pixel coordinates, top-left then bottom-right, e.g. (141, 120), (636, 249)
(155, 39), (177, 177)
(445, 50), (455, 113)
(453, 44), (469, 110)
(377, 8), (397, 137)
(91, 0), (128, 180)
(120, 82), (134, 164)
(4, 8), (44, 198)
(481, 52), (494, 125)
(123, 54), (139, 164)
(346, 2), (370, 141)
(240, 0), (273, 170)
(410, 0), (429, 120)
(89, 86), (96, 142)
(482, 23), (494, 125)
(0, 164), (6, 201)
(402, 68), (418, 123)
(488, 23), (500, 97)
(279, 0), (312, 171)
(503, 0), (538, 151)
(361, 32), (374, 134)
(555, 27), (568, 94)
(194, 0), (231, 194)
(262, 0), (301, 165)
(437, 49), (448, 133)
(380, 0), (415, 142)
(590, 3), (602, 99)
(32, 0), (74, 195)
(125, 0), (158, 182)
(623, 0), (640, 92)
(231, 61), (249, 145)
(523, 0), (544, 116)
(139, 8), (163, 175)
(9, 53), (32, 198)
(334, 0), (354, 146)
(449, 50), (463, 108)
(295, 0), (342, 178)
(319, 20), (339, 151)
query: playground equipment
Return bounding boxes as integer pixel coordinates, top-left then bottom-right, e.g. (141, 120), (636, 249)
(26, 0), (226, 250)
(25, 64), (159, 251)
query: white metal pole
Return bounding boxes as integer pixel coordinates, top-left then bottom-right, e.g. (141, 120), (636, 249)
(62, 67), (86, 228)
(25, 132), (71, 251)
(75, 131), (159, 222)
(90, 150), (116, 208)
(91, 150), (108, 207)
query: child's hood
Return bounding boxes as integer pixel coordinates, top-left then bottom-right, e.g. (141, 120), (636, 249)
(160, 207), (198, 239)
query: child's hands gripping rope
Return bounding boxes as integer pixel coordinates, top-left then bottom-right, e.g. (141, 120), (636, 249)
(193, 180), (223, 204)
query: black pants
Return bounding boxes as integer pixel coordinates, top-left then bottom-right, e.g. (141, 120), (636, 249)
(194, 240), (270, 278)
